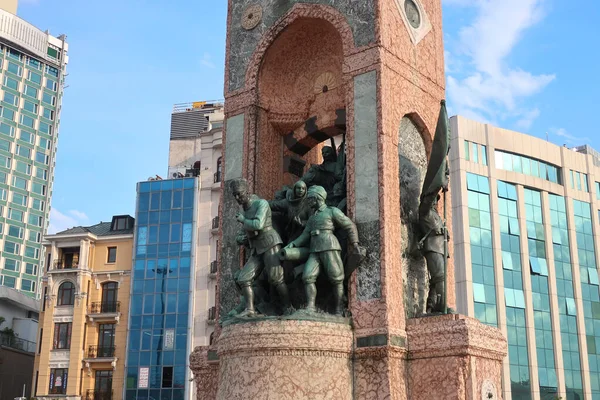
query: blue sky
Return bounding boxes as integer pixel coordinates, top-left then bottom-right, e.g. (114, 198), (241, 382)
(16, 0), (600, 232)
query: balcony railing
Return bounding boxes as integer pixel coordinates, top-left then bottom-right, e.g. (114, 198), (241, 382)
(0, 332), (35, 353)
(87, 345), (116, 358)
(89, 301), (120, 314)
(52, 258), (79, 270)
(86, 389), (113, 400)
(212, 216), (219, 230)
(214, 172), (221, 183)
(208, 306), (216, 322)
(210, 261), (218, 275)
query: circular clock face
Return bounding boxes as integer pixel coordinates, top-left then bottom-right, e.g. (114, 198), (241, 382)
(404, 0), (421, 29)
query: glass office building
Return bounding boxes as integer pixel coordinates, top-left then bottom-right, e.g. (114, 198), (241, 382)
(125, 177), (198, 400)
(452, 116), (600, 400)
(0, 9), (68, 298)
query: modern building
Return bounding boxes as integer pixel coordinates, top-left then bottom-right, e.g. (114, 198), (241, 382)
(0, 286), (39, 399)
(0, 3), (69, 299)
(33, 216), (134, 400)
(167, 101), (222, 348)
(124, 177), (199, 400)
(451, 116), (600, 400)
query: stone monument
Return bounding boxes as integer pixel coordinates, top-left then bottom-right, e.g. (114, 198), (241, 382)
(190, 0), (507, 399)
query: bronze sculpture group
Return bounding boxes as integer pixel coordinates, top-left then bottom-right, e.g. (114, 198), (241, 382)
(225, 101), (451, 319)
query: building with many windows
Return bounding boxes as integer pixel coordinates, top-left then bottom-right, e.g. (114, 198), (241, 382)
(124, 177), (199, 400)
(33, 215), (134, 400)
(0, 5), (69, 299)
(451, 116), (600, 400)
(167, 101), (223, 348)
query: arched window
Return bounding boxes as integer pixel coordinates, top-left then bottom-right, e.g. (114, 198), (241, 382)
(57, 282), (75, 306)
(215, 157), (222, 183)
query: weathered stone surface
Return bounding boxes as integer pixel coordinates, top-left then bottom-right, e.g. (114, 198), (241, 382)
(356, 220), (381, 301)
(219, 182), (242, 317)
(224, 114), (244, 181)
(399, 117), (428, 317)
(228, 0), (376, 92)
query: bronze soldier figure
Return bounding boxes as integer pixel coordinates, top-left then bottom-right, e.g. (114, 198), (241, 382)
(285, 185), (360, 315)
(269, 180), (309, 243)
(230, 178), (291, 317)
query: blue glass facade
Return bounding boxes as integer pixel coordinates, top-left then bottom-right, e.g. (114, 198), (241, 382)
(125, 178), (197, 400)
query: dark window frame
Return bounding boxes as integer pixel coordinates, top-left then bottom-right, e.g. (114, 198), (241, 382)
(107, 247), (117, 263)
(49, 368), (68, 394)
(53, 322), (72, 349)
(57, 282), (75, 306)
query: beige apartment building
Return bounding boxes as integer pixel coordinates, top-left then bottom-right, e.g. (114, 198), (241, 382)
(32, 215), (134, 400)
(451, 116), (600, 400)
(167, 101), (222, 348)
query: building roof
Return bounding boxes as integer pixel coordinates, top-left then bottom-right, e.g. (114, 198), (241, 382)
(55, 216), (135, 237)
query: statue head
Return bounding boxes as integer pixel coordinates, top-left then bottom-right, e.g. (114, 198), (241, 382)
(322, 146), (336, 162)
(293, 180), (307, 199)
(230, 178), (250, 206)
(307, 185), (327, 209)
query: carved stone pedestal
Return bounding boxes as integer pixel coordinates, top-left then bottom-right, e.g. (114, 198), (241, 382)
(406, 314), (507, 400)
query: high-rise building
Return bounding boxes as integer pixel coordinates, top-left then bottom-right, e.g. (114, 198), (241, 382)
(0, 6), (69, 299)
(125, 177), (199, 400)
(33, 216), (134, 400)
(451, 115), (600, 400)
(167, 101), (222, 347)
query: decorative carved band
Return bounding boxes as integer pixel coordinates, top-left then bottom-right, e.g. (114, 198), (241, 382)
(219, 348), (352, 359)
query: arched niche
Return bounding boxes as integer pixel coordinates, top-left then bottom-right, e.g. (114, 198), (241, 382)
(254, 17), (346, 199)
(398, 115), (430, 317)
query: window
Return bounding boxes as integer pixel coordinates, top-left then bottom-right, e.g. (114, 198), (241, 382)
(0, 122), (14, 137)
(32, 183), (46, 196)
(36, 167), (48, 180)
(27, 58), (41, 70)
(3, 91), (18, 106)
(48, 368), (68, 394)
(16, 161), (32, 175)
(57, 282), (75, 306)
(1, 106), (14, 121)
(21, 279), (35, 292)
(20, 130), (34, 144)
(20, 114), (35, 128)
(25, 246), (39, 259)
(8, 225), (24, 238)
(0, 172), (6, 183)
(0, 138), (10, 152)
(4, 76), (19, 90)
(42, 108), (54, 120)
(38, 137), (50, 150)
(2, 275), (15, 288)
(8, 48), (22, 61)
(46, 78), (58, 91)
(25, 262), (38, 275)
(28, 71), (42, 84)
(46, 65), (59, 77)
(35, 151), (48, 164)
(98, 324), (116, 355)
(16, 144), (31, 158)
(0, 188), (6, 201)
(107, 247), (117, 263)
(4, 258), (19, 271)
(28, 230), (41, 243)
(216, 157), (223, 182)
(7, 208), (23, 222)
(39, 121), (52, 135)
(0, 154), (11, 168)
(162, 366), (173, 388)
(7, 62), (22, 76)
(12, 192), (28, 206)
(12, 176), (28, 190)
(24, 85), (38, 99)
(23, 100), (38, 114)
(32, 198), (45, 211)
(4, 240), (20, 254)
(42, 92), (56, 106)
(28, 213), (43, 226)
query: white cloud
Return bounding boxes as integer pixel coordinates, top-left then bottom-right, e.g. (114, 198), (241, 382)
(48, 208), (89, 234)
(200, 53), (215, 69)
(551, 128), (590, 146)
(446, 0), (555, 127)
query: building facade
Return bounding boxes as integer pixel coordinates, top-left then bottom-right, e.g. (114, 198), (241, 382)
(124, 177), (199, 400)
(167, 102), (222, 348)
(33, 216), (134, 400)
(0, 6), (69, 299)
(451, 116), (600, 400)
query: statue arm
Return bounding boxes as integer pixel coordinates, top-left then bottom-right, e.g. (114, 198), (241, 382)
(236, 230), (249, 246)
(269, 198), (288, 213)
(243, 200), (268, 231)
(291, 227), (310, 248)
(332, 208), (359, 244)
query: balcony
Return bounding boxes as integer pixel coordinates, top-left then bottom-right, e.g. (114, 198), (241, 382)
(86, 389), (113, 400)
(211, 216), (219, 233)
(209, 260), (218, 278)
(88, 301), (121, 324)
(87, 345), (116, 359)
(50, 258), (79, 272)
(207, 306), (216, 325)
(0, 331), (35, 353)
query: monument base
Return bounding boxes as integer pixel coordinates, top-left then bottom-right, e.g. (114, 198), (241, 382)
(406, 314), (507, 400)
(190, 314), (506, 400)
